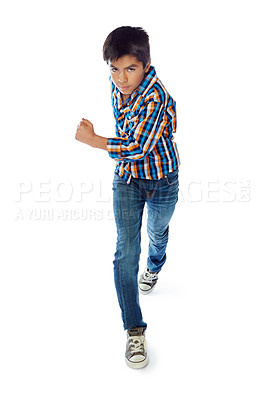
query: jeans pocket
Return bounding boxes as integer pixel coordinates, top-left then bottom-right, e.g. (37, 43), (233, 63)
(112, 172), (127, 190)
(165, 168), (179, 186)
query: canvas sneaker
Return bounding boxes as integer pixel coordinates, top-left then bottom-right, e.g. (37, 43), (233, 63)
(138, 267), (159, 295)
(125, 327), (149, 369)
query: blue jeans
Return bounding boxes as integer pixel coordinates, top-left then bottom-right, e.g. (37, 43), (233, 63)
(112, 168), (179, 330)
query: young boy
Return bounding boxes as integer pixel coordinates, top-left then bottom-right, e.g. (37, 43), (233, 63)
(75, 26), (180, 369)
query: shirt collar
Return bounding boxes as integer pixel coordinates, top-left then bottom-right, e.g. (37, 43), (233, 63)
(135, 65), (157, 97)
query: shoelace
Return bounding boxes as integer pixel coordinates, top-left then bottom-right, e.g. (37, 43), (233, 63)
(143, 269), (158, 282)
(128, 337), (144, 354)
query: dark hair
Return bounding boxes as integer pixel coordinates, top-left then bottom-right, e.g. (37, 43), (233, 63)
(103, 26), (150, 68)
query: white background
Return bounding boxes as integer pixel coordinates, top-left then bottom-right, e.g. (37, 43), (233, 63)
(1, 0), (266, 399)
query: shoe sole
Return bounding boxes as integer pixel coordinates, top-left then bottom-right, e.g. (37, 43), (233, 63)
(125, 355), (149, 369)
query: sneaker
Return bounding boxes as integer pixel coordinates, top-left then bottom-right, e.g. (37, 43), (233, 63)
(138, 267), (159, 295)
(125, 327), (149, 369)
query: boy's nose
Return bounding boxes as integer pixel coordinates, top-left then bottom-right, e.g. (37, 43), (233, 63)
(118, 71), (127, 83)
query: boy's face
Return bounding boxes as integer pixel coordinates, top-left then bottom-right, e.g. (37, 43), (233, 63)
(109, 55), (151, 101)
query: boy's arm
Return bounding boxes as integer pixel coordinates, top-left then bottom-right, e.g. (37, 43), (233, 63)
(76, 100), (174, 159)
(75, 118), (108, 150)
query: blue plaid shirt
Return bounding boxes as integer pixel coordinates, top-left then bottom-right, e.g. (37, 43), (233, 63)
(107, 66), (180, 184)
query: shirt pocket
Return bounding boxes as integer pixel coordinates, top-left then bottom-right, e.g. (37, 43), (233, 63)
(126, 113), (139, 130)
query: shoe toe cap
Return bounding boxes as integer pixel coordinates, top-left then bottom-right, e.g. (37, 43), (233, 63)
(139, 283), (151, 291)
(129, 354), (146, 363)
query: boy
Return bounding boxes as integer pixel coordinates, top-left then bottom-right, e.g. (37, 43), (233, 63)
(75, 26), (180, 369)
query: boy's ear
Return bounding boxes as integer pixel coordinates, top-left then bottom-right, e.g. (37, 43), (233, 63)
(144, 60), (151, 73)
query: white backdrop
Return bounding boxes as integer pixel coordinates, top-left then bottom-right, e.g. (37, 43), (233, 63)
(1, 0), (265, 399)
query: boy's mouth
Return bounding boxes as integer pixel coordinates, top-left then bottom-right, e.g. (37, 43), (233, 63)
(118, 85), (130, 91)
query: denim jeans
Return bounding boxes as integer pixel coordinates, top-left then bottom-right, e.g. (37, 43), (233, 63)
(112, 168), (179, 330)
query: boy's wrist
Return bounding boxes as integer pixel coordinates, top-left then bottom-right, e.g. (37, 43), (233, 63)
(91, 134), (108, 151)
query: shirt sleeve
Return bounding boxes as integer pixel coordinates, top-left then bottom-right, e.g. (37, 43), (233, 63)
(107, 101), (168, 162)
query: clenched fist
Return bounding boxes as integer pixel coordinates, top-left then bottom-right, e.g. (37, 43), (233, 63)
(75, 118), (96, 146)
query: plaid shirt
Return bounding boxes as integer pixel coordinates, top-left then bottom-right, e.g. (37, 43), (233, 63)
(107, 66), (180, 184)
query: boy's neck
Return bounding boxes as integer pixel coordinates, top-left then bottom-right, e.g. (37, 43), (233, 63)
(121, 93), (130, 103)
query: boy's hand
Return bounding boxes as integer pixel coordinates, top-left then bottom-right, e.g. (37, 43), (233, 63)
(75, 118), (96, 146)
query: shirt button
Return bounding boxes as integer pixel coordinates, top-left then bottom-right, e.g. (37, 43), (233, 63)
(128, 116), (131, 120)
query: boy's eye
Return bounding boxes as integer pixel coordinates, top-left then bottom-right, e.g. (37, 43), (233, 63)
(110, 67), (118, 73)
(128, 68), (135, 72)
